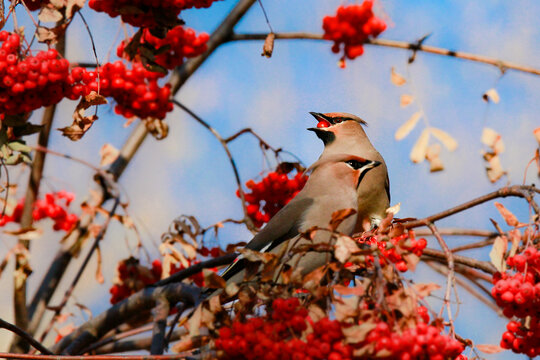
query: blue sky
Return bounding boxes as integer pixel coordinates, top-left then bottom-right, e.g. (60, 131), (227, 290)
(0, 1), (539, 358)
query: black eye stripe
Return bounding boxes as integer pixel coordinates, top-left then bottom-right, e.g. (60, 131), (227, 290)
(345, 160), (366, 169)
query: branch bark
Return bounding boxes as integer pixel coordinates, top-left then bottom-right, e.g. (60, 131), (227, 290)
(422, 248), (497, 274)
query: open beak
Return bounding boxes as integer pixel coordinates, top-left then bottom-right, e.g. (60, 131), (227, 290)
(309, 112), (334, 124)
(307, 126), (335, 145)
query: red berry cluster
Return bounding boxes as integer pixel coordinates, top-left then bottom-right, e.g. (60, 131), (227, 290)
(109, 258), (206, 304)
(239, 170), (308, 228)
(500, 318), (539, 357)
(322, 1), (386, 61)
(88, 0), (220, 28)
(0, 191), (78, 231)
(117, 26), (209, 70)
(491, 247), (540, 319)
(215, 297), (353, 360)
(364, 321), (464, 360)
(491, 246), (540, 356)
(92, 61), (173, 120)
(356, 233), (427, 272)
(0, 32), (83, 115)
(199, 246), (223, 258)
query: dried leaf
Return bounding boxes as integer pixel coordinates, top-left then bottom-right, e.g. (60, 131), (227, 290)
(187, 305), (202, 337)
(99, 143), (119, 167)
(203, 269), (226, 289)
(334, 296), (359, 321)
(395, 111), (422, 141)
(483, 152), (505, 183)
(59, 92), (107, 141)
(335, 236), (360, 263)
(208, 294), (222, 313)
(430, 127), (458, 151)
(481, 128), (505, 154)
(342, 322), (377, 344)
(261, 33), (275, 58)
(333, 284), (365, 296)
(490, 236), (508, 272)
(426, 144), (444, 172)
(329, 208), (356, 231)
(508, 229), (521, 258)
(390, 67), (406, 86)
(144, 118), (169, 140)
(66, 0), (85, 19)
(74, 303), (93, 319)
(494, 202), (519, 227)
(410, 128), (430, 163)
(38, 7), (63, 22)
(482, 88), (500, 104)
(413, 283), (441, 298)
(95, 246), (104, 284)
(238, 248), (276, 263)
(385, 202), (401, 215)
(225, 282), (239, 297)
(534, 127), (540, 146)
(400, 94), (414, 107)
(476, 344), (505, 354)
(4, 227), (43, 240)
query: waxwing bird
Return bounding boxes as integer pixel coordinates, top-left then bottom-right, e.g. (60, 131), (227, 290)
(308, 112), (390, 232)
(220, 154), (381, 287)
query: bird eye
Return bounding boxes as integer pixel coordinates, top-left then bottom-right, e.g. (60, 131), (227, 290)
(336, 118), (342, 123)
(345, 160), (361, 169)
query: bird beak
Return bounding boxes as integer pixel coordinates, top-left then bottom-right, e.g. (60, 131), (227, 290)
(309, 112), (334, 124)
(369, 160), (382, 169)
(307, 127), (335, 145)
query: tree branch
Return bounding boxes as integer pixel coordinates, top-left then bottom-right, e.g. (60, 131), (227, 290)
(0, 318), (52, 355)
(422, 248), (497, 274)
(228, 32), (540, 76)
(149, 297), (169, 355)
(0, 354), (191, 360)
(53, 283), (201, 355)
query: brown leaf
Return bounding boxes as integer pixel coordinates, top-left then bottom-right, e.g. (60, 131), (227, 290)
(481, 128), (505, 154)
(342, 322), (376, 344)
(95, 246), (104, 284)
(329, 208), (356, 231)
(508, 229), (521, 258)
(490, 235), (508, 272)
(482, 88), (500, 104)
(400, 94), (414, 107)
(334, 296), (359, 321)
(476, 344), (505, 354)
(402, 253), (420, 271)
(144, 118), (169, 140)
(390, 67), (406, 86)
(203, 269), (226, 289)
(494, 202), (519, 227)
(333, 284), (365, 296)
(66, 0), (85, 19)
(395, 111), (422, 141)
(59, 92), (107, 141)
(426, 144), (444, 172)
(99, 143), (119, 166)
(187, 305), (202, 337)
(238, 248), (276, 263)
(36, 24), (67, 45)
(410, 128), (430, 163)
(4, 227), (43, 240)
(534, 127), (540, 146)
(38, 7), (63, 22)
(208, 295), (222, 313)
(261, 33), (275, 58)
(413, 283), (441, 298)
(430, 127), (458, 151)
(483, 152), (505, 183)
(225, 282), (239, 297)
(334, 236), (360, 263)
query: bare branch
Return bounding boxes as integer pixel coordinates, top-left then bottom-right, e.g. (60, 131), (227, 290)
(229, 33), (540, 76)
(0, 319), (52, 355)
(150, 297), (169, 355)
(422, 248), (497, 275)
(0, 353), (191, 360)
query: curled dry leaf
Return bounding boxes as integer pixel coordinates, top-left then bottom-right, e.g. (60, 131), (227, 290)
(534, 127), (540, 146)
(476, 344), (505, 354)
(261, 33), (275, 58)
(202, 269), (226, 289)
(4, 227), (43, 240)
(59, 92), (107, 141)
(426, 143), (444, 172)
(342, 323), (377, 344)
(335, 236), (360, 263)
(238, 248), (276, 263)
(385, 202), (401, 215)
(95, 246), (104, 284)
(430, 127), (458, 151)
(410, 128), (430, 163)
(38, 7), (63, 23)
(412, 283), (441, 298)
(329, 208), (356, 231)
(494, 202), (519, 227)
(483, 152), (505, 183)
(482, 88), (500, 104)
(144, 118), (169, 140)
(481, 127), (505, 154)
(400, 94), (414, 107)
(489, 235), (508, 272)
(390, 67), (406, 86)
(99, 143), (120, 167)
(395, 111), (422, 141)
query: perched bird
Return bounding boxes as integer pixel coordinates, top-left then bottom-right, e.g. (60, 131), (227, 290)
(220, 153), (381, 287)
(308, 112), (390, 232)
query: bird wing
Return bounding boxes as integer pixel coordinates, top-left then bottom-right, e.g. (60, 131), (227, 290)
(220, 196), (314, 281)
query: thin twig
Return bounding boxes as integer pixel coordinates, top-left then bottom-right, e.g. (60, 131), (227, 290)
(150, 297), (169, 355)
(0, 353), (191, 360)
(427, 223), (456, 337)
(0, 319), (52, 355)
(228, 33), (540, 76)
(92, 329), (185, 355)
(422, 248), (497, 275)
(38, 197), (121, 343)
(413, 228), (497, 238)
(172, 100), (255, 232)
(450, 238), (495, 253)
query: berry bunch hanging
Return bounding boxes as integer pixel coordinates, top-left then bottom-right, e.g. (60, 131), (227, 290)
(88, 0), (221, 28)
(239, 169), (308, 228)
(491, 245), (540, 356)
(13, 0), (50, 11)
(117, 26), (209, 70)
(322, 1), (386, 63)
(0, 191), (78, 231)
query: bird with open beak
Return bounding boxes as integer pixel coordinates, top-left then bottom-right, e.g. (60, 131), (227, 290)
(308, 112), (390, 232)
